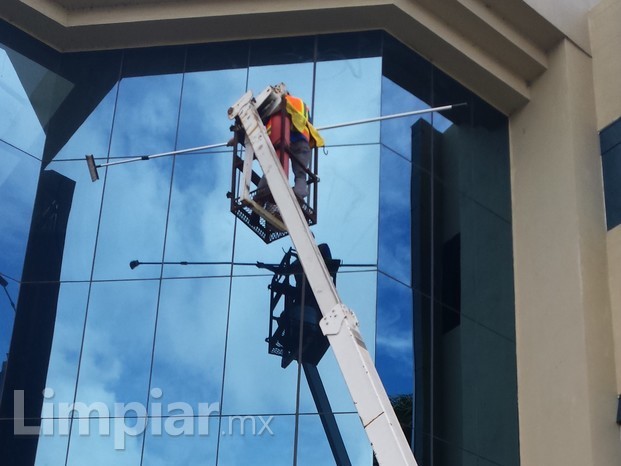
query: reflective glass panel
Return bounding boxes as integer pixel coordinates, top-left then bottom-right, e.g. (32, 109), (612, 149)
(232, 223), (297, 270)
(381, 76), (435, 161)
(422, 434), (479, 466)
(297, 413), (372, 465)
(0, 47), (48, 156)
(430, 312), (519, 466)
(176, 68), (247, 149)
(376, 274), (413, 397)
(149, 277), (229, 408)
(296, 413), (338, 464)
(307, 144), (380, 265)
(0, 143), (40, 281)
(602, 144), (621, 230)
(141, 415), (218, 464)
(599, 110), (621, 227)
(163, 68), (246, 278)
(52, 81), (118, 161)
(42, 50), (122, 165)
(247, 63), (313, 106)
(186, 41), (250, 73)
(121, 46), (185, 79)
(432, 112), (510, 222)
(460, 196), (514, 341)
(234, 62), (383, 261)
(469, 320), (519, 466)
(163, 152), (235, 279)
(93, 72), (183, 280)
(314, 57), (382, 146)
(74, 281), (159, 411)
(44, 159), (105, 281)
(410, 153), (433, 297)
(35, 282), (89, 466)
(249, 36), (314, 67)
(221, 275), (297, 415)
(412, 291), (431, 457)
(0, 143), (40, 359)
(40, 282), (90, 415)
(316, 31), (382, 62)
(93, 156), (173, 280)
(216, 414), (295, 464)
(34, 430), (70, 466)
(378, 146), (412, 285)
(108, 72), (182, 158)
(65, 417), (143, 466)
(433, 181), (515, 341)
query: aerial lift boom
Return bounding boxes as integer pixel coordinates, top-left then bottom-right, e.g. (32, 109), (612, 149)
(228, 88), (419, 466)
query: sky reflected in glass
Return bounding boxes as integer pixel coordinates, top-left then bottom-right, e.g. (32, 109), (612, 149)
(141, 417), (218, 465)
(45, 159), (104, 281)
(0, 47), (47, 157)
(161, 68), (245, 278)
(74, 280), (159, 411)
(0, 143), (40, 281)
(379, 146), (412, 286)
(52, 83), (118, 162)
(376, 274), (413, 396)
(381, 76), (453, 163)
(217, 414), (295, 465)
(297, 413), (372, 465)
(314, 57), (382, 146)
(40, 282), (89, 417)
(0, 143), (40, 359)
(149, 277), (229, 407)
(65, 417), (143, 466)
(222, 275), (298, 415)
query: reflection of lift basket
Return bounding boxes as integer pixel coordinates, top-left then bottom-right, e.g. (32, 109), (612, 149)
(264, 248), (340, 368)
(227, 109), (319, 244)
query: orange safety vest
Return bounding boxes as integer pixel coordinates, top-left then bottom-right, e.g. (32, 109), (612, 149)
(266, 95), (325, 148)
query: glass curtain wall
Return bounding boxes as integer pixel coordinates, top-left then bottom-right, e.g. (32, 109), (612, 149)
(379, 35), (518, 466)
(0, 32), (62, 387)
(0, 49), (42, 390)
(0, 23), (518, 466)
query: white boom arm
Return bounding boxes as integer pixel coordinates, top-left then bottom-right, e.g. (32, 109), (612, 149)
(228, 89), (419, 466)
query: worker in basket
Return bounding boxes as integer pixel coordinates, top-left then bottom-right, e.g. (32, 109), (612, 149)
(257, 82), (325, 214)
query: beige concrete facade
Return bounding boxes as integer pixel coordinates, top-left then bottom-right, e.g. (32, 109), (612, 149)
(590, 0), (621, 414)
(590, 0), (621, 130)
(511, 37), (620, 465)
(0, 0), (565, 114)
(1, 0), (620, 464)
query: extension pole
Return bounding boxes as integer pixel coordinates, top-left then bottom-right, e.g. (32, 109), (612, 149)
(129, 260), (376, 269)
(86, 102), (466, 181)
(316, 102), (466, 131)
(129, 260), (256, 269)
(86, 142), (228, 181)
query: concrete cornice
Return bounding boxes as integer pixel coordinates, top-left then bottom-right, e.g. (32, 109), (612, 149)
(0, 0), (566, 114)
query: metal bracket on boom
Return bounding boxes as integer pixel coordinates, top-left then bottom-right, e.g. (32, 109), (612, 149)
(320, 304), (354, 336)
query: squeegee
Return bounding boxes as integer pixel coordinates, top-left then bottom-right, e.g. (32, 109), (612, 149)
(85, 142), (228, 182)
